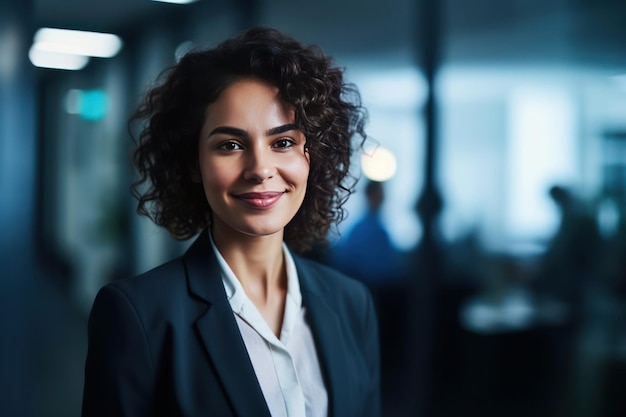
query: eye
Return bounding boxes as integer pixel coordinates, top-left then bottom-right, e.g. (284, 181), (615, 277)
(218, 141), (243, 151)
(273, 138), (295, 149)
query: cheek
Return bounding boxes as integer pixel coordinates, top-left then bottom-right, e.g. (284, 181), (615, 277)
(288, 150), (311, 177)
(199, 159), (235, 195)
(286, 157), (311, 185)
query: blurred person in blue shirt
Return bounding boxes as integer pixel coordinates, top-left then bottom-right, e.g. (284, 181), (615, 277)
(330, 180), (404, 288)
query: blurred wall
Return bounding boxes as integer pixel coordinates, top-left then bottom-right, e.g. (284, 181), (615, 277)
(0, 1), (37, 415)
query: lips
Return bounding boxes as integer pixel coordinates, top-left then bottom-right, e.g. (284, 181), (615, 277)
(234, 191), (284, 209)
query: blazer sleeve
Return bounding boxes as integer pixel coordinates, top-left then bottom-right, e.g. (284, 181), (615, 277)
(82, 285), (155, 417)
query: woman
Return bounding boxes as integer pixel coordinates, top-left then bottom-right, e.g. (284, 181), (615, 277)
(82, 27), (380, 417)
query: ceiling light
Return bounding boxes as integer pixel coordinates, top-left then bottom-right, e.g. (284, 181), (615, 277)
(33, 28), (123, 58)
(151, 0), (198, 4)
(28, 46), (89, 70)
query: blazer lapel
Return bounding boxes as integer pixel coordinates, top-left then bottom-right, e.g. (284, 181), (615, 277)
(296, 259), (351, 417)
(183, 233), (271, 417)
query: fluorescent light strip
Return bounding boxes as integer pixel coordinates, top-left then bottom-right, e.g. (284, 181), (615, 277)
(28, 46), (89, 70)
(34, 28), (123, 58)
(151, 0), (198, 4)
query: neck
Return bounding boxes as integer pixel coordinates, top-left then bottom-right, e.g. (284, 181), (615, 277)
(211, 228), (287, 302)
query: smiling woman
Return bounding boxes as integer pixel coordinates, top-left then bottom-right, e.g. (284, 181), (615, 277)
(81, 27), (380, 417)
(198, 79), (310, 245)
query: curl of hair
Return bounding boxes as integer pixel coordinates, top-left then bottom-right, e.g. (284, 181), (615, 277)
(131, 27), (367, 253)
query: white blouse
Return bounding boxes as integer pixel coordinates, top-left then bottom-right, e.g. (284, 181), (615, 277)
(209, 236), (328, 417)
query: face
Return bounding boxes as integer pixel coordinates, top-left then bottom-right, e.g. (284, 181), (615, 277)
(197, 78), (310, 242)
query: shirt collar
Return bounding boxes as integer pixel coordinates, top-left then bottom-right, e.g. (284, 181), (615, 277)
(208, 232), (302, 316)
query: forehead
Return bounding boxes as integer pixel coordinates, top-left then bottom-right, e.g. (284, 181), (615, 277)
(200, 79), (297, 133)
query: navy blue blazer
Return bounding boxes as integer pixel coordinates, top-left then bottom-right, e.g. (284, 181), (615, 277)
(82, 233), (380, 417)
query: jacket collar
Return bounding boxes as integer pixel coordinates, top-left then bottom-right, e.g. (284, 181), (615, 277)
(183, 232), (271, 417)
(183, 231), (223, 304)
(294, 253), (352, 417)
(182, 232), (351, 417)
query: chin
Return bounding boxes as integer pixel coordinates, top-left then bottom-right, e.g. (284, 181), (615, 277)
(236, 224), (286, 238)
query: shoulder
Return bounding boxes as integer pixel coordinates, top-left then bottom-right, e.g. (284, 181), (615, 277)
(93, 256), (191, 320)
(108, 257), (186, 296)
(294, 254), (364, 288)
(293, 254), (374, 315)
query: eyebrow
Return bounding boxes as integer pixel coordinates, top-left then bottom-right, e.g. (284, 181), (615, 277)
(208, 123), (299, 139)
(268, 123), (298, 136)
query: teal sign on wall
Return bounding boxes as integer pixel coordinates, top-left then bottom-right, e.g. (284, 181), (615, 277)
(65, 89), (108, 121)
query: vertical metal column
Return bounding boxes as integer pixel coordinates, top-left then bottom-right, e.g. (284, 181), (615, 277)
(417, 0), (444, 241)
(409, 0), (444, 415)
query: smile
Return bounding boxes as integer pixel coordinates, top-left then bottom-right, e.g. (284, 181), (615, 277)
(234, 192), (284, 209)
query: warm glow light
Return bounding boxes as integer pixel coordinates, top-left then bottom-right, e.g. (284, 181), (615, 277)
(34, 28), (123, 58)
(28, 46), (89, 70)
(361, 146), (397, 182)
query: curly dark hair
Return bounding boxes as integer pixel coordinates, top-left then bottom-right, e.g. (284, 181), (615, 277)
(130, 27), (367, 253)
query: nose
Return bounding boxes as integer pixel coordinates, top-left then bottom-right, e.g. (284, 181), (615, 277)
(243, 146), (275, 183)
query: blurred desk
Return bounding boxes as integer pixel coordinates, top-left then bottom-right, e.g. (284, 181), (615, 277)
(430, 287), (574, 417)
